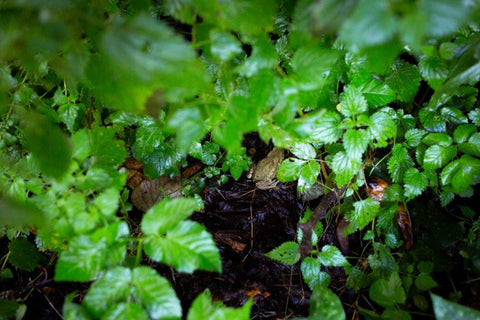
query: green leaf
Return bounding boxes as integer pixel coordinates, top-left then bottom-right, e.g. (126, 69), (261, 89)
(423, 145), (457, 170)
(318, 245), (350, 267)
(21, 112), (71, 179)
(290, 142), (317, 160)
(346, 198), (380, 232)
(141, 198), (199, 236)
(168, 106), (207, 153)
(387, 145), (414, 183)
(219, 0), (277, 35)
(338, 86), (368, 117)
(403, 168), (429, 199)
(187, 290), (252, 320)
(298, 160), (320, 191)
(103, 303), (149, 320)
(310, 111), (343, 144)
(338, 0), (396, 48)
(422, 133), (452, 147)
(58, 103), (79, 132)
(468, 108), (480, 126)
(71, 129), (91, 162)
(63, 293), (91, 320)
(55, 222), (129, 282)
(343, 129), (370, 161)
(405, 129), (427, 147)
(210, 30), (242, 62)
(236, 34), (277, 77)
(309, 288), (346, 320)
(419, 0), (473, 37)
(265, 241), (300, 265)
(419, 55), (449, 89)
(301, 257), (331, 291)
(368, 111), (397, 147)
(95, 188), (120, 217)
(453, 124), (477, 143)
(360, 79), (396, 107)
(369, 272), (406, 307)
(144, 220), (221, 273)
(8, 238), (42, 271)
(415, 272), (438, 291)
(431, 293), (480, 320)
(277, 158), (305, 182)
(331, 151), (362, 187)
(90, 126), (127, 169)
(385, 61), (421, 102)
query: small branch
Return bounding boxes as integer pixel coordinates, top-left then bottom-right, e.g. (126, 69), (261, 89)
(298, 185), (347, 259)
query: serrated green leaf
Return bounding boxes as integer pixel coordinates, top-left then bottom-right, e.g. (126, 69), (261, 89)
(310, 111), (343, 144)
(168, 106), (207, 153)
(331, 151), (362, 187)
(385, 62), (421, 102)
(339, 86), (368, 117)
(441, 107), (469, 124)
(454, 124), (477, 143)
(450, 155), (480, 193)
(144, 220), (221, 273)
(265, 241), (300, 265)
(468, 108), (480, 126)
(440, 159), (461, 186)
(277, 158), (305, 182)
(141, 198), (199, 236)
(369, 111), (397, 147)
(90, 126), (127, 169)
(291, 46), (339, 90)
(403, 168), (429, 199)
(419, 55), (449, 89)
(423, 145), (457, 170)
(8, 238), (42, 272)
(309, 288), (346, 320)
(236, 34), (277, 77)
(419, 0), (473, 37)
(338, 0), (396, 48)
(298, 160), (320, 190)
(219, 0), (277, 35)
(290, 142), (317, 160)
(63, 293), (91, 320)
(422, 133), (452, 147)
(415, 272), (438, 291)
(343, 129), (370, 161)
(431, 293), (480, 320)
(187, 290), (252, 320)
(301, 257), (331, 291)
(103, 303), (149, 320)
(405, 129), (427, 147)
(439, 42), (457, 60)
(347, 198), (380, 232)
(58, 103), (79, 132)
(387, 145), (414, 183)
(318, 245), (350, 267)
(360, 79), (396, 107)
(95, 188), (120, 217)
(369, 272), (406, 307)
(210, 30), (242, 62)
(419, 107), (447, 133)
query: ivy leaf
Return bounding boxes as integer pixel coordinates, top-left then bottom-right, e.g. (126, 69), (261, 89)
(403, 168), (428, 199)
(144, 220), (221, 273)
(8, 238), (43, 272)
(141, 198), (199, 236)
(431, 293), (480, 320)
(369, 272), (406, 307)
(405, 129), (427, 147)
(415, 273), (439, 291)
(277, 158), (305, 182)
(385, 61), (421, 102)
(209, 30), (242, 62)
(387, 145), (414, 183)
(423, 145), (457, 170)
(338, 86), (368, 117)
(369, 111), (397, 147)
(309, 288), (346, 320)
(187, 290), (252, 320)
(338, 0), (396, 48)
(331, 151), (362, 187)
(265, 241), (300, 265)
(310, 111), (343, 144)
(343, 129), (370, 161)
(346, 198), (380, 232)
(301, 257), (331, 291)
(318, 245), (350, 267)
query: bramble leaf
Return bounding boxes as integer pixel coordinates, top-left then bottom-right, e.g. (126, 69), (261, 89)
(360, 79), (396, 107)
(369, 111), (397, 147)
(403, 168), (428, 199)
(423, 145), (457, 170)
(187, 290), (251, 320)
(310, 111), (343, 144)
(277, 158), (305, 182)
(385, 62), (421, 102)
(301, 257), (331, 291)
(343, 129), (370, 161)
(318, 245), (350, 267)
(331, 151), (362, 187)
(298, 160), (321, 191)
(453, 124), (477, 143)
(346, 198), (380, 232)
(369, 272), (406, 307)
(265, 241), (300, 265)
(338, 86), (368, 117)
(8, 238), (42, 272)
(387, 145), (414, 183)
(405, 129), (427, 147)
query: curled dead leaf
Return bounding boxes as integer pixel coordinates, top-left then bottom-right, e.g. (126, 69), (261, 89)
(131, 176), (182, 212)
(397, 203), (413, 250)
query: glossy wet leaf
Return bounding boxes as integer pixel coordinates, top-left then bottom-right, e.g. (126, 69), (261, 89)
(265, 241), (300, 265)
(347, 198), (380, 232)
(301, 257), (331, 291)
(431, 293), (480, 320)
(339, 86), (368, 117)
(388, 145), (414, 183)
(403, 168), (428, 199)
(318, 245), (350, 267)
(331, 151), (362, 187)
(343, 129), (370, 161)
(187, 290), (252, 320)
(423, 145), (457, 170)
(369, 272), (406, 307)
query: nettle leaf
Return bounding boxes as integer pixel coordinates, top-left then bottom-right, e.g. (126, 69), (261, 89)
(422, 133), (452, 147)
(209, 30), (242, 62)
(90, 126), (127, 170)
(347, 198), (380, 232)
(290, 142), (317, 160)
(55, 222), (129, 282)
(144, 220), (221, 273)
(331, 151), (362, 187)
(369, 272), (406, 307)
(141, 198), (199, 236)
(310, 111), (343, 144)
(298, 160), (321, 191)
(187, 289), (252, 320)
(291, 45), (339, 90)
(419, 107), (448, 133)
(8, 238), (43, 272)
(277, 158), (305, 182)
(388, 144), (414, 183)
(468, 108), (480, 126)
(360, 78), (396, 107)
(453, 124), (477, 143)
(403, 168), (429, 199)
(405, 129), (427, 147)
(265, 241), (300, 265)
(419, 55), (449, 89)
(431, 293), (480, 320)
(82, 266), (181, 320)
(338, 0), (396, 48)
(338, 86), (368, 117)
(318, 245), (350, 267)
(343, 129), (370, 161)
(385, 61), (421, 102)
(301, 257), (331, 291)
(236, 34), (277, 77)
(368, 111), (397, 147)
(423, 145), (457, 170)
(309, 288), (346, 320)
(220, 0), (277, 35)
(415, 272), (439, 291)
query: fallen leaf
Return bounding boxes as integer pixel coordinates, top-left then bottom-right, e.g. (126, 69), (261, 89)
(366, 177), (389, 202)
(131, 176), (182, 212)
(397, 203), (413, 250)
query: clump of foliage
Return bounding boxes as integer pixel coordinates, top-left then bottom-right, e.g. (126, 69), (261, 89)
(1, 0), (480, 319)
